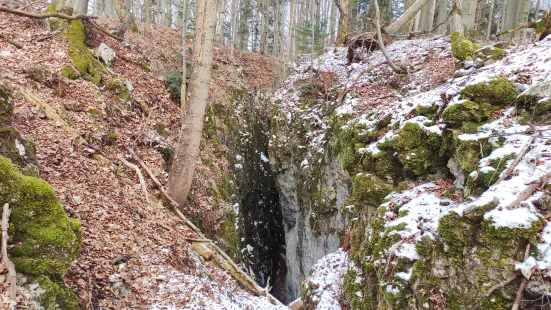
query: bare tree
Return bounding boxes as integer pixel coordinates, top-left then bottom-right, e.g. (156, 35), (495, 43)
(449, 0), (464, 33)
(168, 0), (218, 206)
(385, 0), (430, 34)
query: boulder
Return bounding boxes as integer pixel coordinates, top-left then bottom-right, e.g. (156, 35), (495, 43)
(97, 43), (116, 66)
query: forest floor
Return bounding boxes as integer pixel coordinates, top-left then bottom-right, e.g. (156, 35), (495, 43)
(0, 11), (284, 309)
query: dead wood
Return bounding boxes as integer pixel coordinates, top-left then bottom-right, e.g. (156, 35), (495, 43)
(374, 0), (406, 74)
(0, 6), (123, 41)
(493, 135), (537, 186)
(0, 34), (23, 48)
(2, 203), (17, 308)
(117, 155), (150, 205)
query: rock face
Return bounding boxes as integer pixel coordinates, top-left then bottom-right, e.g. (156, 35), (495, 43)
(97, 43), (116, 67)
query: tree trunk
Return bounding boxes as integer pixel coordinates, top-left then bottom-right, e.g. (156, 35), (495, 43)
(287, 0), (296, 60)
(229, 0), (238, 57)
(181, 0), (189, 117)
(500, 0), (517, 40)
(335, 0), (349, 42)
(273, 0), (280, 55)
(486, 0), (496, 38)
(259, 0), (269, 53)
(329, 0), (336, 41)
(144, 0), (152, 23)
(168, 0), (218, 207)
(103, 0), (117, 17)
(449, 0), (463, 33)
(73, 0), (89, 14)
(461, 0), (477, 32)
(515, 0), (531, 42)
(401, 0), (415, 34)
(434, 0), (448, 33)
(385, 0), (430, 35)
(216, 0), (226, 44)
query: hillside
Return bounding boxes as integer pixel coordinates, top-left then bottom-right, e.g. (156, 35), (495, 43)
(0, 11), (284, 309)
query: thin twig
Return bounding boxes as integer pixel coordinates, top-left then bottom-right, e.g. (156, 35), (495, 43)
(36, 29), (62, 42)
(118, 155), (150, 205)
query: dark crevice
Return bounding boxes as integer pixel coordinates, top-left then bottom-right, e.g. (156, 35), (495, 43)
(230, 91), (286, 301)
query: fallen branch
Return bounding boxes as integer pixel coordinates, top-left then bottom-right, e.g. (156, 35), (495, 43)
(117, 155), (150, 205)
(36, 29), (62, 42)
(337, 62), (384, 104)
(2, 203), (17, 308)
(0, 6), (123, 41)
(472, 273), (519, 310)
(497, 22), (537, 37)
(493, 135), (537, 186)
(0, 34), (23, 49)
(124, 146), (270, 298)
(374, 0), (406, 74)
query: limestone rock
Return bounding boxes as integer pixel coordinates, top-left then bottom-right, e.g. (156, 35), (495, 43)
(97, 43), (116, 66)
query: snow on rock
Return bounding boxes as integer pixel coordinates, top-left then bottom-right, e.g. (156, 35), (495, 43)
(302, 249), (351, 310)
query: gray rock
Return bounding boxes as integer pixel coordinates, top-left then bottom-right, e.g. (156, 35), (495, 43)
(125, 79), (134, 92)
(447, 157), (465, 189)
(97, 43), (116, 66)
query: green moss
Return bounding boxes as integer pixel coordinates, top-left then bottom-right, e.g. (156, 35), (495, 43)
(138, 57), (151, 72)
(393, 122), (446, 176)
(460, 77), (519, 107)
(88, 108), (104, 119)
(153, 122), (169, 138)
(453, 138), (493, 174)
(475, 47), (507, 62)
(107, 78), (132, 107)
(416, 104), (438, 120)
(0, 81), (13, 123)
(466, 155), (514, 196)
(353, 174), (393, 206)
(63, 20), (103, 85)
(438, 211), (475, 258)
(451, 32), (480, 61)
(442, 100), (492, 128)
(518, 95), (551, 124)
(103, 131), (118, 145)
(31, 276), (79, 310)
(0, 156), (81, 276)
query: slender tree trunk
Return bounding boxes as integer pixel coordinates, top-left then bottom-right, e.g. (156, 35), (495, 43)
(486, 0), (496, 38)
(273, 0), (280, 55)
(168, 0), (218, 207)
(516, 0), (531, 42)
(402, 0), (415, 34)
(144, 0), (151, 23)
(259, 0), (269, 53)
(449, 0), (463, 33)
(385, 0), (430, 35)
(181, 0), (189, 116)
(473, 0), (483, 31)
(216, 0), (226, 44)
(434, 0), (448, 33)
(287, 0), (297, 60)
(534, 0), (541, 21)
(329, 0), (336, 41)
(230, 0), (238, 57)
(500, 0), (517, 40)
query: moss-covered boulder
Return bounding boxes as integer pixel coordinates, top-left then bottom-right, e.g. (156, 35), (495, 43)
(475, 46), (507, 62)
(24, 275), (79, 310)
(0, 79), (13, 124)
(353, 174), (393, 206)
(451, 32), (480, 61)
(460, 77), (520, 107)
(60, 20), (103, 85)
(0, 156), (81, 276)
(442, 100), (492, 127)
(106, 78), (132, 107)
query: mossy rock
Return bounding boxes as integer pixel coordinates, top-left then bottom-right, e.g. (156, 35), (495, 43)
(61, 20), (103, 85)
(353, 174), (393, 206)
(0, 156), (81, 276)
(0, 80), (13, 124)
(453, 138), (493, 174)
(394, 122), (446, 176)
(416, 104), (438, 120)
(465, 155), (514, 196)
(138, 57), (151, 72)
(106, 78), (132, 107)
(517, 95), (551, 124)
(475, 46), (506, 61)
(460, 77), (519, 107)
(442, 100), (492, 128)
(451, 32), (480, 61)
(28, 275), (79, 310)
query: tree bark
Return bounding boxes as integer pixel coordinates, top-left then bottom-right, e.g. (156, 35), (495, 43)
(402, 0), (415, 34)
(216, 0), (226, 44)
(168, 0), (218, 206)
(334, 0), (349, 42)
(287, 0), (296, 60)
(329, 0), (337, 41)
(434, 0), (448, 33)
(385, 0), (430, 35)
(229, 0), (238, 57)
(461, 0), (477, 32)
(73, 0), (89, 14)
(374, 0), (405, 73)
(449, 0), (463, 34)
(486, 0), (496, 38)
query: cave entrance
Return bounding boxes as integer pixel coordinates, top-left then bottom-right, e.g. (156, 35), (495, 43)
(231, 91), (286, 302)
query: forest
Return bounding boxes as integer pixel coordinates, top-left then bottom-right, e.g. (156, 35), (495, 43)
(1, 0), (551, 309)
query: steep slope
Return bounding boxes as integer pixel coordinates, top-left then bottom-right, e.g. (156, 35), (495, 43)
(0, 11), (285, 309)
(272, 34), (551, 309)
